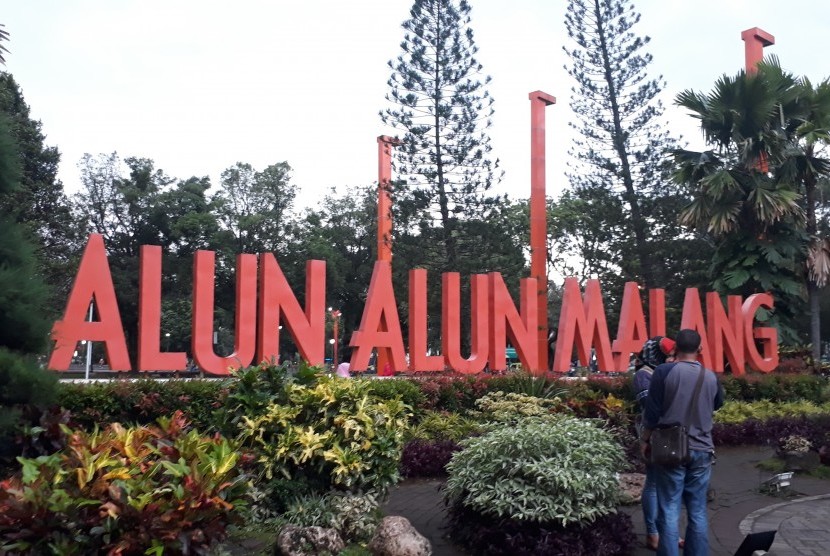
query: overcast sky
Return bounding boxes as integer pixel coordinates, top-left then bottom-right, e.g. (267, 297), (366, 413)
(4, 0), (830, 209)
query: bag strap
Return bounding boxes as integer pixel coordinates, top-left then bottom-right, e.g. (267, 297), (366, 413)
(685, 364), (706, 428)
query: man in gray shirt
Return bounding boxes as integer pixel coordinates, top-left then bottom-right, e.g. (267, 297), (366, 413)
(640, 329), (724, 556)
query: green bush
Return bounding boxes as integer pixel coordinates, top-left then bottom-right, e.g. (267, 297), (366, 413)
(283, 491), (381, 543)
(406, 410), (481, 441)
(238, 375), (411, 496)
(473, 391), (569, 424)
(715, 399), (830, 424)
(57, 378), (226, 431)
(483, 372), (567, 399)
(721, 374), (829, 403)
(0, 349), (58, 470)
(444, 416), (625, 526)
(0, 412), (247, 554)
(361, 378), (426, 414)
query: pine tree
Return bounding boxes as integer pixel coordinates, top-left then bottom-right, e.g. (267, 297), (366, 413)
(0, 73), (80, 306)
(381, 0), (502, 273)
(563, 0), (703, 291)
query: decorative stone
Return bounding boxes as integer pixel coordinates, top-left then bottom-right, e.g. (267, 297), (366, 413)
(276, 524), (345, 556)
(617, 472), (646, 504)
(368, 516), (432, 556)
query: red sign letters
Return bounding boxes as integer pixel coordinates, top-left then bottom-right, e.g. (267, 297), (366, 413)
(48, 234), (779, 376)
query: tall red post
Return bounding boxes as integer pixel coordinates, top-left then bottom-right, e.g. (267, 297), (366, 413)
(741, 28), (774, 172)
(741, 27), (774, 75)
(377, 135), (402, 262)
(529, 91), (556, 373)
(376, 135), (401, 373)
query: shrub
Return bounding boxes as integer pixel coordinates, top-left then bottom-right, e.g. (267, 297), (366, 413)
(361, 378), (426, 414)
(0, 412), (247, 554)
(446, 503), (636, 556)
(483, 372), (567, 399)
(282, 490), (381, 543)
(444, 417), (625, 525)
(720, 374), (828, 403)
(238, 376), (411, 496)
(0, 349), (59, 472)
(411, 374), (492, 412)
(406, 410), (481, 441)
(400, 439), (461, 478)
(57, 378), (226, 431)
(714, 415), (830, 447)
(473, 391), (568, 424)
(715, 400), (830, 424)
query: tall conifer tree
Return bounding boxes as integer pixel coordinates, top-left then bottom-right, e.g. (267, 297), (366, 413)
(563, 0), (697, 291)
(381, 0), (502, 273)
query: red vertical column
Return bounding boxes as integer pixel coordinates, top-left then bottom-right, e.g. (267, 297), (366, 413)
(741, 27), (774, 75)
(529, 91), (556, 372)
(376, 135), (401, 373)
(377, 135), (401, 263)
(741, 28), (774, 172)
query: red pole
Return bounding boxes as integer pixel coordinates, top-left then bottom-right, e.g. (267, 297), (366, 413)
(376, 136), (401, 374)
(741, 27), (774, 75)
(377, 136), (402, 262)
(529, 91), (556, 374)
(741, 28), (774, 172)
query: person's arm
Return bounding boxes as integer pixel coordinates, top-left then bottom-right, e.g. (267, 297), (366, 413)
(643, 363), (671, 431)
(714, 375), (725, 410)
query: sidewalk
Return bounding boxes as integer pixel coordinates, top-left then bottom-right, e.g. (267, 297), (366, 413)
(383, 446), (830, 556)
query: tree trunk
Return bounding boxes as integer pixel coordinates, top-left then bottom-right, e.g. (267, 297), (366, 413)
(432, 2), (457, 272)
(592, 0), (655, 288)
(806, 168), (821, 362)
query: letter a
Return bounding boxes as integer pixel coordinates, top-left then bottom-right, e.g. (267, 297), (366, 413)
(350, 261), (407, 371)
(48, 234), (131, 371)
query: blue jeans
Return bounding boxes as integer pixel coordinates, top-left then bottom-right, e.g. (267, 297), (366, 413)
(643, 463), (658, 535)
(654, 450), (713, 556)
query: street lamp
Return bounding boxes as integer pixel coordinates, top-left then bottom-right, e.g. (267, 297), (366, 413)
(329, 308), (342, 367)
(164, 332), (171, 352)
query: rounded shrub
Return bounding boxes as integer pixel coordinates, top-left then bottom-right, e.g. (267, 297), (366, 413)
(445, 417), (625, 526)
(444, 416), (633, 555)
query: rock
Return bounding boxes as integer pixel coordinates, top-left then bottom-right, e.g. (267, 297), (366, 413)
(617, 472), (646, 505)
(276, 524), (345, 556)
(368, 516), (432, 556)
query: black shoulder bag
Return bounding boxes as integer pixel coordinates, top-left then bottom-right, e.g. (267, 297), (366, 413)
(649, 365), (706, 467)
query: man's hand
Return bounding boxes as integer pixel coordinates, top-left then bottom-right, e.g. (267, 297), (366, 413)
(640, 440), (650, 460)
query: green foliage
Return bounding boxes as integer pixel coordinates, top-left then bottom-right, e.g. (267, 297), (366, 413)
(414, 374), (492, 413)
(0, 412), (247, 554)
(484, 372), (567, 399)
(406, 410), (481, 442)
(0, 74), (78, 322)
(563, 0), (706, 299)
(444, 417), (625, 526)
(238, 376), (411, 495)
(0, 349), (58, 469)
(360, 378), (426, 414)
(283, 491), (380, 544)
(57, 378), (226, 431)
(381, 0), (503, 273)
(721, 374), (829, 403)
(0, 112), (51, 355)
(715, 400), (830, 424)
(473, 391), (569, 424)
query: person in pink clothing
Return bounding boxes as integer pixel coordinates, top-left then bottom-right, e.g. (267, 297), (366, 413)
(335, 360), (351, 378)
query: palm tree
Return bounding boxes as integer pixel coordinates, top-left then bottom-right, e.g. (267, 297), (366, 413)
(776, 73), (830, 360)
(672, 59), (830, 347)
